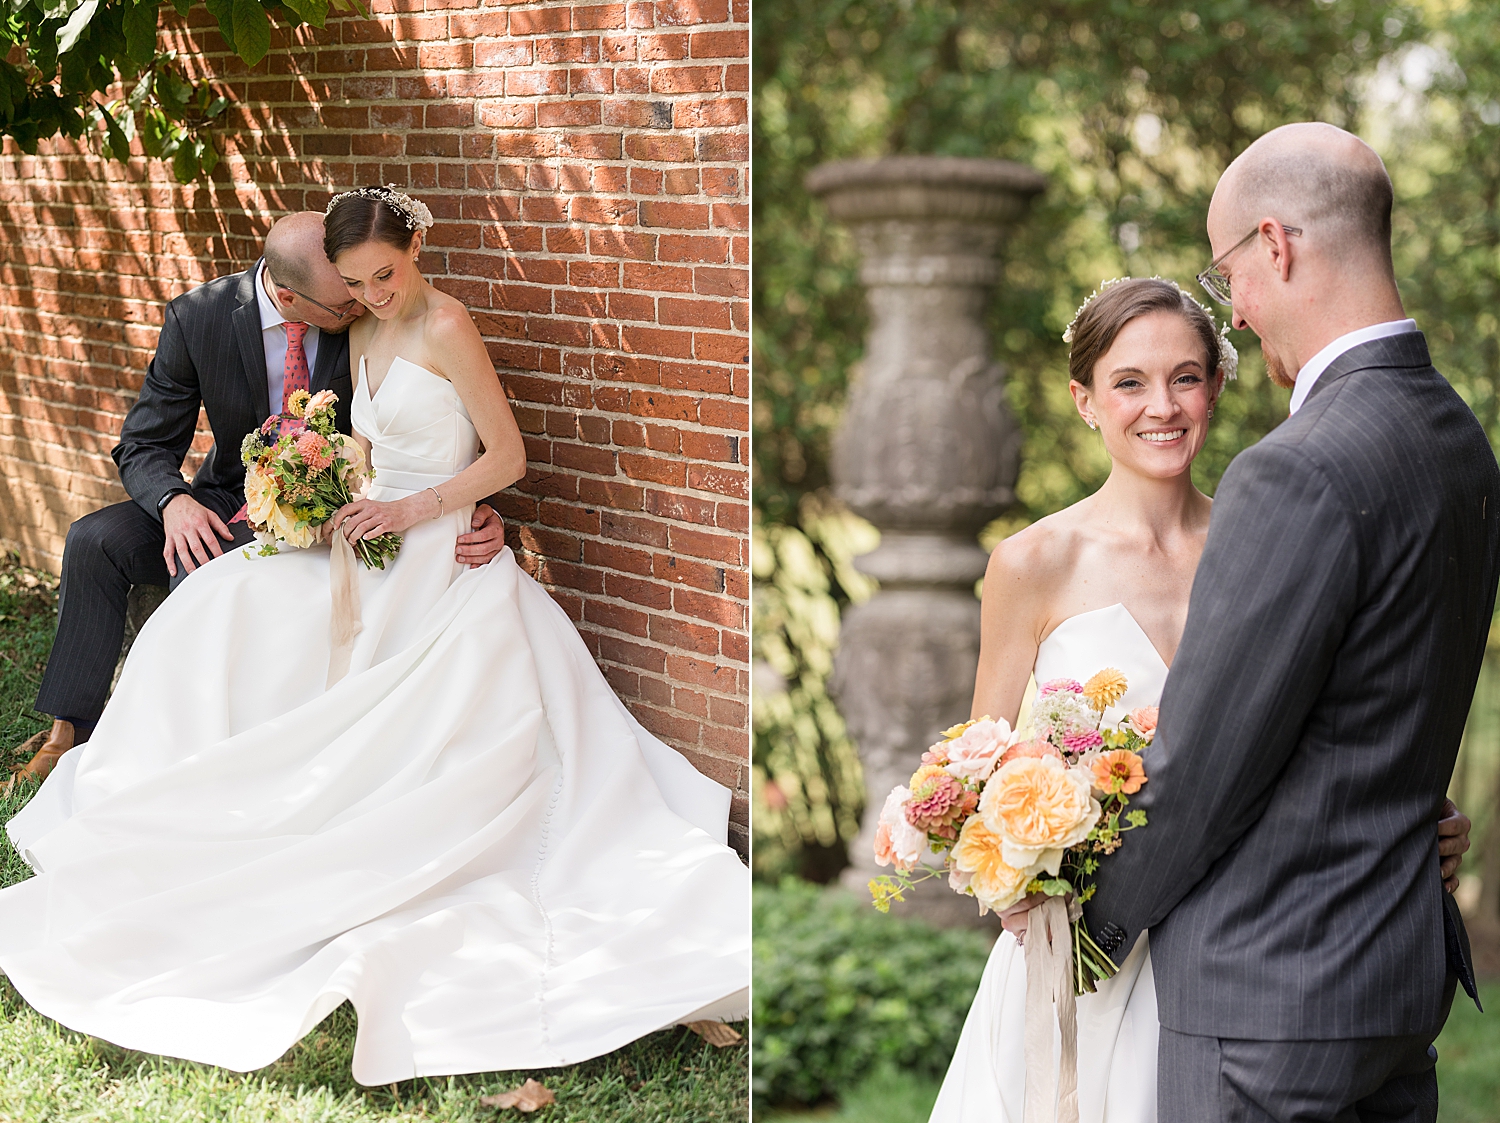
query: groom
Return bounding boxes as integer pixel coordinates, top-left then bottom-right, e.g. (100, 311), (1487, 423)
(11, 212), (507, 781)
(1067, 123), (1496, 1121)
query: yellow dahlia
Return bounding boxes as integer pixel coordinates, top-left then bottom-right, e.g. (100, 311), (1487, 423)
(1082, 667), (1128, 712)
(286, 388), (311, 417)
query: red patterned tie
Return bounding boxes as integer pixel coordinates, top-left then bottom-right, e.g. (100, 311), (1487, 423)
(278, 320), (311, 435)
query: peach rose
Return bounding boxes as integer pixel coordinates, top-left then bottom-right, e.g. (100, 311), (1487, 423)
(1088, 749), (1146, 796)
(1129, 705), (1158, 742)
(943, 718), (1018, 781)
(980, 755), (1101, 874)
(305, 388), (339, 417)
(951, 815), (1037, 913)
(244, 465), (279, 528)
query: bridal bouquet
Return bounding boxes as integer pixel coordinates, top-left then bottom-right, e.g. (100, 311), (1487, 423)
(869, 669), (1153, 995)
(239, 389), (401, 569)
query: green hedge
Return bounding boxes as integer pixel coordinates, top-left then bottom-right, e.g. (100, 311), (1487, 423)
(752, 879), (993, 1109)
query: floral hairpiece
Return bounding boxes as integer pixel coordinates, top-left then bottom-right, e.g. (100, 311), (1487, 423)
(1063, 275), (1239, 381)
(325, 184), (434, 233)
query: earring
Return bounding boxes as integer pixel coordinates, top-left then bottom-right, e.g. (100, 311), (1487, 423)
(1086, 417), (1098, 431)
(1207, 405), (1215, 420)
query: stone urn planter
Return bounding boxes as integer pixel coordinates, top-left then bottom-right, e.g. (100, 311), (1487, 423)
(807, 156), (1045, 926)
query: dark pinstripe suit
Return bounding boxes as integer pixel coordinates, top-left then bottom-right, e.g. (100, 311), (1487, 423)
(1082, 332), (1498, 1121)
(34, 263), (352, 725)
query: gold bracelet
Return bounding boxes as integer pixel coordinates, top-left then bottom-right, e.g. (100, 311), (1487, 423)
(427, 486), (443, 519)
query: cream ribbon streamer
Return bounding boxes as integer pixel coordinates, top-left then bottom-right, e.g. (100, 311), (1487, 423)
(326, 530), (363, 688)
(1022, 895), (1080, 1123)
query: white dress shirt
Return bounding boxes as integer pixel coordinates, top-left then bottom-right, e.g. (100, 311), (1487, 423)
(1287, 318), (1417, 415)
(255, 261), (320, 413)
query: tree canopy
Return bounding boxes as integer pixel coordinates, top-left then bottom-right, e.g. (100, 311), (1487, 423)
(1, 0), (366, 181)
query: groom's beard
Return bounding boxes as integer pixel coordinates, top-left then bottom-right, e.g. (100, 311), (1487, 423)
(1263, 344), (1296, 389)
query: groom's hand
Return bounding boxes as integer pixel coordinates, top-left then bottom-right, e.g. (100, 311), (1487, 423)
(1439, 798), (1471, 894)
(162, 493), (234, 577)
(456, 503), (506, 568)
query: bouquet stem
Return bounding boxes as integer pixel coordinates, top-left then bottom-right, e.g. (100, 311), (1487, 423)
(1071, 916), (1120, 996)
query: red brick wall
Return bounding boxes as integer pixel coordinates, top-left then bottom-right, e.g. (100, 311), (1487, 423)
(0, 0), (750, 848)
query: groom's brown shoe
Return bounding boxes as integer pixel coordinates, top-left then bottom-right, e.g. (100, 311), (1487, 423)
(8, 720), (75, 784)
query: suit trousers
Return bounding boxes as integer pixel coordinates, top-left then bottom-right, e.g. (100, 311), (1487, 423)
(1159, 977), (1456, 1123)
(34, 493), (254, 725)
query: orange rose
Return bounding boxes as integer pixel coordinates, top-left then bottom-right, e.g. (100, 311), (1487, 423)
(980, 755), (1100, 874)
(998, 738), (1062, 766)
(1089, 749), (1146, 796)
(951, 816), (1035, 913)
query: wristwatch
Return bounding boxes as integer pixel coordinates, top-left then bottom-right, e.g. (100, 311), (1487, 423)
(157, 488), (188, 514)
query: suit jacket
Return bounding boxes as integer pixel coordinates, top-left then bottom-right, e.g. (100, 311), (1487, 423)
(112, 261), (354, 521)
(1082, 331), (1498, 1040)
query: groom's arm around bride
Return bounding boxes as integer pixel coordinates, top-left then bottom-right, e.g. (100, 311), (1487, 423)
(1082, 124), (1498, 1123)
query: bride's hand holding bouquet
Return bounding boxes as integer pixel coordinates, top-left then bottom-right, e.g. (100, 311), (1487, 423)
(333, 486), (443, 546)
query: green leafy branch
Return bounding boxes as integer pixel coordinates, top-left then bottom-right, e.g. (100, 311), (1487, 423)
(0, 0), (368, 182)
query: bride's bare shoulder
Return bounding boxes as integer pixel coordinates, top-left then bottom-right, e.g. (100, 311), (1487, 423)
(423, 287), (479, 337)
(984, 504), (1092, 601)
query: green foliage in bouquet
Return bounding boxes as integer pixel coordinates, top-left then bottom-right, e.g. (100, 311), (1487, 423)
(0, 0), (367, 182)
(752, 878), (992, 1110)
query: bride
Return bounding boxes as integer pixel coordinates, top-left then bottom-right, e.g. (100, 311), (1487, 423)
(0, 186), (749, 1085)
(927, 277), (1469, 1122)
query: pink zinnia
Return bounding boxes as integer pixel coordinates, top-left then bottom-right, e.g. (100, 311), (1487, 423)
(296, 431), (335, 472)
(1062, 728), (1104, 753)
(905, 771), (978, 840)
(1039, 678), (1084, 697)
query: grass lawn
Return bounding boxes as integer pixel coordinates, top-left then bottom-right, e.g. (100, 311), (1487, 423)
(0, 553), (748, 1122)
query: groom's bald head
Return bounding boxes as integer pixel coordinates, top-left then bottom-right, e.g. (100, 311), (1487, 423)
(263, 212), (336, 293)
(1212, 123), (1394, 272)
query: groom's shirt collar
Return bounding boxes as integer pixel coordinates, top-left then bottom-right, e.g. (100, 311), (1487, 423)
(1287, 318), (1416, 414)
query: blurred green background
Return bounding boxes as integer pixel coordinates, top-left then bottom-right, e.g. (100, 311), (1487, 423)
(751, 0), (1500, 1116)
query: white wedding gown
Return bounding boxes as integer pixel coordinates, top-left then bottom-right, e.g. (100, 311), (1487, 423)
(929, 603), (1166, 1123)
(0, 356), (749, 1085)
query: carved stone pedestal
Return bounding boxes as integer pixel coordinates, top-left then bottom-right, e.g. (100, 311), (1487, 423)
(808, 157), (1045, 928)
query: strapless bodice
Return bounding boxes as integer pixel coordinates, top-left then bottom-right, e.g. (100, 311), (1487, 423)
(1033, 603), (1170, 723)
(351, 356), (478, 497)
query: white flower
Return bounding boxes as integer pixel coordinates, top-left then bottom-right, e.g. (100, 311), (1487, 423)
(943, 718), (1019, 781)
(1218, 326), (1240, 381)
(876, 785), (927, 869)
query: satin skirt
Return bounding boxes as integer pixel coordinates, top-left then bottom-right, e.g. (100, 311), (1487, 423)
(929, 929), (1158, 1122)
(1, 505), (748, 1085)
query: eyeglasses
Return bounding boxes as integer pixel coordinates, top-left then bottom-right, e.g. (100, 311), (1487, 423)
(1196, 222), (1302, 306)
(268, 272), (361, 320)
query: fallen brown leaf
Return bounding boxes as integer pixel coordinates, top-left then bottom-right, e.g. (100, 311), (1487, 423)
(684, 1020), (743, 1047)
(480, 1078), (556, 1112)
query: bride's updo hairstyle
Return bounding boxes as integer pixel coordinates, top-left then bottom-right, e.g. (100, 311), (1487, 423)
(1066, 278), (1225, 388)
(323, 185), (435, 262)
